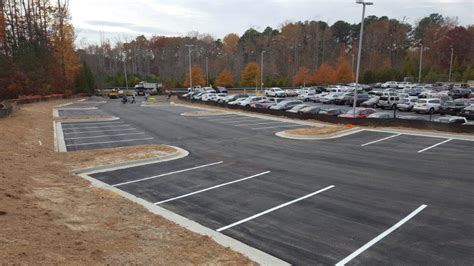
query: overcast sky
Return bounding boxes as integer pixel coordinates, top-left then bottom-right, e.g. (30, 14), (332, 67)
(70, 0), (474, 46)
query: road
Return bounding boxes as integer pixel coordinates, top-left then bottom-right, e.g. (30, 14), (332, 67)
(60, 98), (474, 265)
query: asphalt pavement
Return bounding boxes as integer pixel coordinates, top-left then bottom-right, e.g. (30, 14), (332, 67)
(71, 97), (473, 265)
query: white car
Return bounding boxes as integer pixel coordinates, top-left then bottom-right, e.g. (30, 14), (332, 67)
(320, 93), (343, 104)
(228, 98), (247, 105)
(413, 98), (442, 114)
(239, 96), (265, 107)
(211, 93), (228, 102)
(381, 81), (399, 88)
(397, 97), (418, 111)
(201, 93), (216, 101)
(265, 87), (286, 97)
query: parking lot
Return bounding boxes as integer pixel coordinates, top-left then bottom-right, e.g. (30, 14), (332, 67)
(60, 120), (154, 151)
(75, 97), (473, 265)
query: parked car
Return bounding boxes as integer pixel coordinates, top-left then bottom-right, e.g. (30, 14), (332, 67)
(378, 95), (400, 109)
(399, 115), (427, 121)
(338, 108), (376, 118)
(214, 86), (228, 93)
(223, 94), (246, 103)
(211, 93), (228, 102)
(448, 88), (471, 99)
(239, 96), (265, 107)
(413, 98), (442, 114)
(298, 106), (321, 115)
(287, 104), (310, 113)
(435, 116), (468, 124)
(361, 96), (380, 108)
(269, 100), (303, 111)
(381, 81), (399, 88)
(439, 99), (471, 115)
(285, 89), (298, 97)
(333, 92), (353, 105)
(345, 93), (370, 106)
(367, 112), (394, 119)
(252, 98), (285, 109)
(192, 92), (205, 100)
(228, 97), (248, 105)
(320, 93), (343, 104)
(201, 92), (216, 101)
(397, 97), (418, 111)
(298, 92), (318, 102)
(319, 108), (347, 116)
(459, 105), (474, 119)
(265, 87), (286, 97)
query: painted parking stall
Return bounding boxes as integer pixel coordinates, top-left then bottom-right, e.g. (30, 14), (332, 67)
(61, 120), (154, 151)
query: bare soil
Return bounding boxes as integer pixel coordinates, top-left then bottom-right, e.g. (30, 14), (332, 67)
(0, 100), (254, 264)
(284, 126), (347, 136)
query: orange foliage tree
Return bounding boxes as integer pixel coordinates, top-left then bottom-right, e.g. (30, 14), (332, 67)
(215, 69), (233, 87)
(334, 55), (353, 83)
(313, 64), (336, 84)
(240, 63), (260, 87)
(293, 67), (312, 86)
(184, 65), (205, 87)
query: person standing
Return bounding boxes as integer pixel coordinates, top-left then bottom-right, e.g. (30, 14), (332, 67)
(131, 94), (136, 104)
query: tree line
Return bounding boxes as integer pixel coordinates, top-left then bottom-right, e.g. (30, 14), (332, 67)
(0, 0), (93, 100)
(79, 13), (473, 89)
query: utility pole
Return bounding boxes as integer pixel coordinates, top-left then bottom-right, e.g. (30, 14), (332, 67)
(351, 54), (355, 83)
(185, 44), (194, 89)
(260, 51), (265, 92)
(448, 47), (454, 82)
(353, 0), (373, 116)
(206, 56), (209, 86)
(418, 44), (424, 84)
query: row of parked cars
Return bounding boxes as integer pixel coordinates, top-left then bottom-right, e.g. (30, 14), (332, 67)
(182, 84), (474, 124)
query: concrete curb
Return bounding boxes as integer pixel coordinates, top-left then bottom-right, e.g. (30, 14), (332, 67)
(275, 127), (364, 140)
(173, 102), (327, 127)
(55, 116), (120, 123)
(78, 173), (290, 265)
(54, 121), (67, 152)
(71, 146), (190, 175)
(56, 107), (99, 110)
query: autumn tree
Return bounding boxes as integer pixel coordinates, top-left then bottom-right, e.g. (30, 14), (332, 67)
(215, 69), (233, 87)
(313, 63), (336, 84)
(223, 33), (239, 54)
(240, 63), (260, 87)
(184, 65), (205, 87)
(292, 67), (312, 86)
(334, 55), (353, 83)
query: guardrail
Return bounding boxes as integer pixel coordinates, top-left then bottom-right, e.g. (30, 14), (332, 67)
(178, 96), (474, 134)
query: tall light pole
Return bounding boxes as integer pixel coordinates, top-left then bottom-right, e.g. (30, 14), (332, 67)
(121, 49), (129, 94)
(205, 56), (209, 86)
(353, 0), (373, 116)
(351, 54), (355, 83)
(185, 44), (193, 89)
(448, 47), (454, 82)
(418, 44), (424, 83)
(260, 50), (266, 92)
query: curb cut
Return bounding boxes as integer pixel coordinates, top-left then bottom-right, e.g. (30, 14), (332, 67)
(275, 127), (364, 140)
(72, 146), (190, 175)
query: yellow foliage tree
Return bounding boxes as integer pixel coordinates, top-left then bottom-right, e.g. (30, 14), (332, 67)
(334, 55), (353, 83)
(313, 63), (336, 85)
(52, 22), (81, 90)
(293, 67), (312, 86)
(240, 63), (260, 87)
(215, 69), (233, 87)
(223, 33), (239, 55)
(184, 65), (205, 87)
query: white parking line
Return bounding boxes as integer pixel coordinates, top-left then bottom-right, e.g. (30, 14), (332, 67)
(66, 137), (154, 147)
(216, 185), (334, 232)
(417, 139), (452, 153)
(361, 133), (402, 146)
(62, 124), (131, 130)
(235, 121), (288, 127)
(63, 128), (137, 134)
(112, 161), (224, 187)
(155, 171), (271, 205)
(335, 204), (427, 266)
(62, 122), (125, 127)
(66, 132), (146, 140)
(251, 124), (302, 130)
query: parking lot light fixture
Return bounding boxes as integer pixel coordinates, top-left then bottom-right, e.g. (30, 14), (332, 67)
(185, 44), (194, 90)
(261, 50), (266, 93)
(353, 0), (373, 116)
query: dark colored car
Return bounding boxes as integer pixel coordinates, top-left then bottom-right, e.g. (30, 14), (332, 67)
(345, 93), (370, 106)
(448, 88), (471, 99)
(319, 108), (347, 116)
(459, 105), (474, 119)
(439, 99), (470, 115)
(338, 108), (376, 118)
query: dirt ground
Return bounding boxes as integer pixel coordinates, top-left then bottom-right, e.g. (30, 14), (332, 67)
(284, 126), (348, 136)
(0, 100), (254, 264)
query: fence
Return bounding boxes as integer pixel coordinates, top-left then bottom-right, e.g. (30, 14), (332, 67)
(178, 96), (474, 134)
